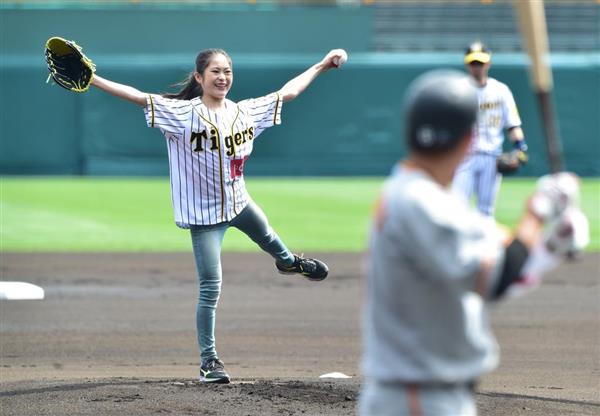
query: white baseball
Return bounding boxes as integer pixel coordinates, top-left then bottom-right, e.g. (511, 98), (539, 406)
(333, 50), (348, 67)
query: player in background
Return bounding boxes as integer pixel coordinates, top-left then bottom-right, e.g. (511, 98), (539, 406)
(90, 48), (348, 384)
(453, 41), (529, 217)
(358, 70), (588, 416)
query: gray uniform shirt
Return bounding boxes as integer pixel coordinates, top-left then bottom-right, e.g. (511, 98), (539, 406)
(362, 167), (504, 384)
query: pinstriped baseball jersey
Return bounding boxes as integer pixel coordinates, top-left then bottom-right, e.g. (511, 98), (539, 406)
(471, 78), (521, 155)
(144, 92), (282, 228)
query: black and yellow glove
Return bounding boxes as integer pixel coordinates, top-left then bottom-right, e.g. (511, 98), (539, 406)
(45, 37), (96, 93)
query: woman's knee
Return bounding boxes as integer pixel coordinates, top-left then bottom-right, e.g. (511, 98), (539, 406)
(197, 265), (222, 300)
(198, 277), (221, 304)
(198, 289), (220, 305)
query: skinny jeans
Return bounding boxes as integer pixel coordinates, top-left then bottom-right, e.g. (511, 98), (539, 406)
(189, 201), (294, 361)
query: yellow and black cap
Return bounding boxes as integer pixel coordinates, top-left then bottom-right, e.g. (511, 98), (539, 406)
(464, 41), (491, 64)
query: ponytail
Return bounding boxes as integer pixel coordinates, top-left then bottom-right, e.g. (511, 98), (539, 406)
(162, 48), (231, 101)
(163, 72), (202, 100)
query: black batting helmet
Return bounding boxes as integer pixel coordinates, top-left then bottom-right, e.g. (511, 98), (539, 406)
(404, 69), (478, 152)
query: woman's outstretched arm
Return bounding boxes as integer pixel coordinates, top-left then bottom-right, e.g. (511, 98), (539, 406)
(278, 49), (347, 103)
(92, 74), (148, 107)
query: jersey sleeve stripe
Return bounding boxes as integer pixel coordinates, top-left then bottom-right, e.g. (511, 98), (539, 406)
(149, 95), (155, 128)
(257, 112), (275, 128)
(273, 92), (281, 125)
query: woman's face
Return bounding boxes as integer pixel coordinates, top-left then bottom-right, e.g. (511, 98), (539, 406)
(196, 53), (233, 100)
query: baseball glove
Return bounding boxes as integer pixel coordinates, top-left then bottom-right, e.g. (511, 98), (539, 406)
(496, 150), (528, 175)
(45, 37), (95, 93)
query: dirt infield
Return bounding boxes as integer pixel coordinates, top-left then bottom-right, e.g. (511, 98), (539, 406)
(1, 252), (599, 415)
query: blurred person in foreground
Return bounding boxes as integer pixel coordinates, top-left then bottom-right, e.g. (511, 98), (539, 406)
(358, 69), (589, 416)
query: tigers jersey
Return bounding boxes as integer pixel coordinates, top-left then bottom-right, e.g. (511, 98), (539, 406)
(471, 77), (521, 155)
(144, 92), (282, 228)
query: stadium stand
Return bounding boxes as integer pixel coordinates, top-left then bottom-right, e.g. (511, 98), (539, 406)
(371, 1), (600, 52)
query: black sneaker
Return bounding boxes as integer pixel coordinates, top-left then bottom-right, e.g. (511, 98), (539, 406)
(276, 254), (329, 281)
(200, 358), (230, 384)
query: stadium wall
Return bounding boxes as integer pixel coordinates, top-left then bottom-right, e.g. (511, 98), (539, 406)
(1, 6), (598, 176)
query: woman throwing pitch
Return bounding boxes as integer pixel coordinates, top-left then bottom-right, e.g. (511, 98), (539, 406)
(91, 48), (348, 383)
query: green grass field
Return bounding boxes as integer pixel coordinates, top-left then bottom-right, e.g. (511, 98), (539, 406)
(1, 177), (598, 252)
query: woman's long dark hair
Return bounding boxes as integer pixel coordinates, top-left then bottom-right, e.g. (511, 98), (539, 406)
(163, 49), (231, 100)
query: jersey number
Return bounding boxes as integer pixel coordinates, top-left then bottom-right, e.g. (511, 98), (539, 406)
(487, 115), (502, 128)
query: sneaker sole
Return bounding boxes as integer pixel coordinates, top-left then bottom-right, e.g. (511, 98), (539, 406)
(304, 273), (328, 282)
(277, 269), (328, 282)
(199, 375), (231, 384)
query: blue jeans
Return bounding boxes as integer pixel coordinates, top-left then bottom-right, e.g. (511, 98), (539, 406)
(190, 201), (294, 362)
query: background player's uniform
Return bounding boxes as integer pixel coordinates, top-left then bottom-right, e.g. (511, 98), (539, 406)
(360, 166), (504, 416)
(144, 92), (295, 363)
(452, 77), (522, 216)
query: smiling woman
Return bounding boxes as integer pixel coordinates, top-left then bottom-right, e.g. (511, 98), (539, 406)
(65, 42), (351, 384)
(162, 49), (233, 104)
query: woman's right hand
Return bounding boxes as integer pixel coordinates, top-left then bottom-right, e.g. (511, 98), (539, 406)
(319, 49), (348, 71)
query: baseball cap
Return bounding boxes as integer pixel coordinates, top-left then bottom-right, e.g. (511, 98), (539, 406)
(464, 41), (491, 64)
